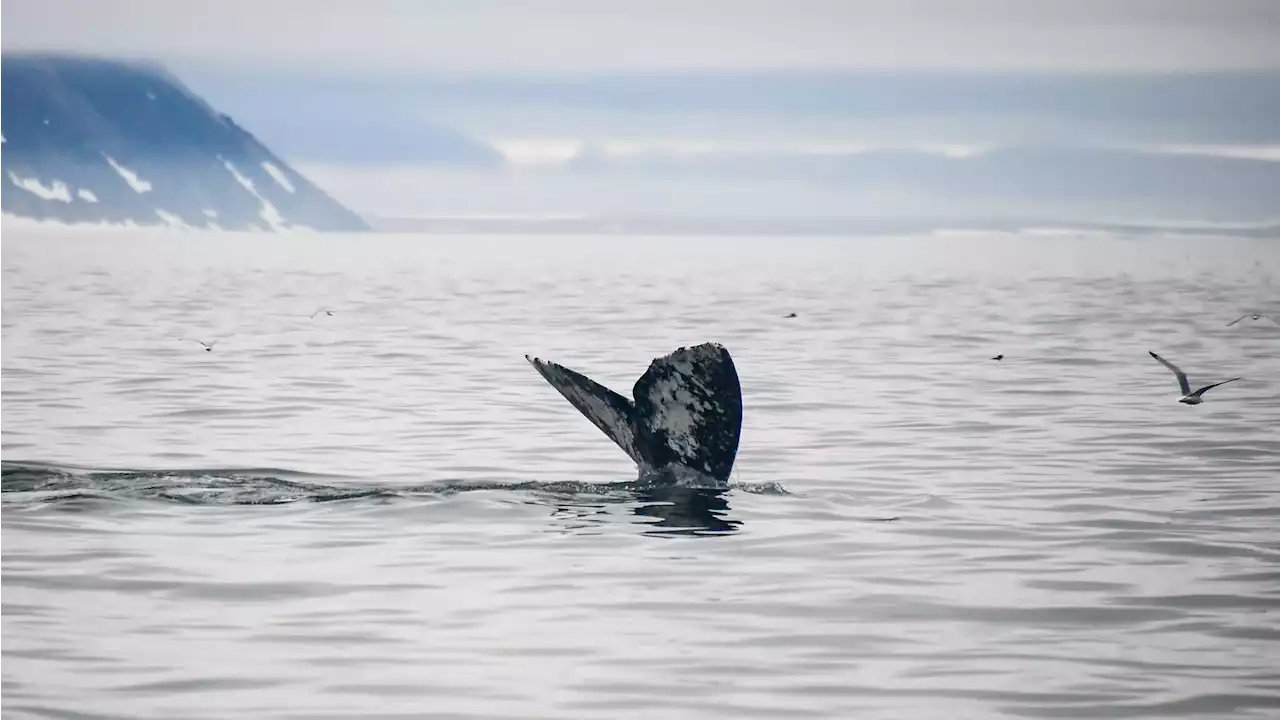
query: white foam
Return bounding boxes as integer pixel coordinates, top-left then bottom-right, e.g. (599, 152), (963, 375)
(261, 162), (296, 193)
(221, 158), (288, 231)
(8, 172), (73, 202)
(104, 156), (153, 193)
(153, 209), (187, 228)
(146, 91), (157, 100)
(77, 189), (99, 203)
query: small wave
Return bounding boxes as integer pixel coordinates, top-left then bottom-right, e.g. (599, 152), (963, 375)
(0, 460), (787, 508)
(1, 461), (383, 506)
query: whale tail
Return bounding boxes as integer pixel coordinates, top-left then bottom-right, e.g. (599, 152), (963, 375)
(525, 343), (743, 486)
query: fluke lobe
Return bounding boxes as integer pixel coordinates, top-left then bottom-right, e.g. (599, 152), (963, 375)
(525, 343), (743, 488)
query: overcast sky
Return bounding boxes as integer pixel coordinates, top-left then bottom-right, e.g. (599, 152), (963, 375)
(6, 0), (1280, 74)
(6, 1), (1278, 221)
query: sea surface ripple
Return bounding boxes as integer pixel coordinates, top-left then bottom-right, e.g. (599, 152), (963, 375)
(3, 228), (1279, 719)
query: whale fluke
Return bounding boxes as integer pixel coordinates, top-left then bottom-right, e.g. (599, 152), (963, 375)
(526, 343), (743, 487)
(524, 354), (645, 465)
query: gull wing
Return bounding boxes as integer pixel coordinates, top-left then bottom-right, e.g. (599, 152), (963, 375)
(1148, 351), (1191, 395)
(1190, 377), (1241, 398)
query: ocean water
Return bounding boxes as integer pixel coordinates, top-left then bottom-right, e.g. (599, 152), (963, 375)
(3, 225), (1280, 720)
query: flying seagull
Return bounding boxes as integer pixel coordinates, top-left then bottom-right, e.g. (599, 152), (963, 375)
(181, 337), (223, 352)
(991, 354), (1004, 361)
(1148, 351), (1241, 405)
(310, 308), (334, 319)
(1226, 313), (1273, 327)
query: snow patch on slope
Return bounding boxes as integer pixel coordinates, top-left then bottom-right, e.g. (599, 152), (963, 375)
(262, 162), (296, 193)
(221, 158), (287, 231)
(8, 172), (73, 202)
(154, 209), (186, 228)
(104, 156), (153, 193)
(5, 213), (241, 236)
(3, 214), (142, 232)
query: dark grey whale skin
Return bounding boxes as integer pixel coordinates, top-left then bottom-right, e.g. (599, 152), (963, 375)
(525, 343), (743, 488)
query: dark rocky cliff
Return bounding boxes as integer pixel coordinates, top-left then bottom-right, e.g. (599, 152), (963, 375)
(2, 53), (369, 231)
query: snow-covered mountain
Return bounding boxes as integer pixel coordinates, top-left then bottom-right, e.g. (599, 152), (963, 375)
(1, 53), (368, 232)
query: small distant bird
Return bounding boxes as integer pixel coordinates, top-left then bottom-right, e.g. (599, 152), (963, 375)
(991, 354), (1004, 361)
(310, 308), (334, 319)
(1148, 351), (1241, 405)
(181, 337), (224, 352)
(783, 312), (797, 319)
(1226, 313), (1272, 327)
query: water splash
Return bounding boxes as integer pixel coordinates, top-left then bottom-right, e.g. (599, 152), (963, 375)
(1, 461), (789, 538)
(3, 460), (788, 505)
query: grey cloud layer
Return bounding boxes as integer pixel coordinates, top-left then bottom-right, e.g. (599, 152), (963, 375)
(5, 0), (1279, 72)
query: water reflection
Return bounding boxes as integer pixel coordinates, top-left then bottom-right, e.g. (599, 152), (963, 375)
(632, 486), (740, 536)
(546, 485), (741, 537)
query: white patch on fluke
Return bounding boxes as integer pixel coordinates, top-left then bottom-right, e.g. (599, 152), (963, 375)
(104, 156), (153, 193)
(647, 377), (708, 460)
(8, 173), (73, 202)
(221, 158), (288, 231)
(640, 346), (717, 462)
(77, 189), (99, 203)
(261, 162), (296, 193)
